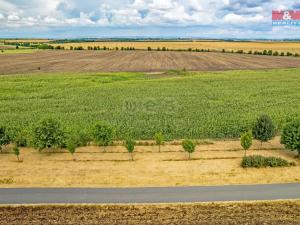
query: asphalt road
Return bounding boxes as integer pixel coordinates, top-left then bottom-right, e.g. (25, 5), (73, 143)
(0, 183), (299, 204)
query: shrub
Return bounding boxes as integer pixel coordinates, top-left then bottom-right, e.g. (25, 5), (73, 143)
(182, 139), (196, 160)
(32, 118), (66, 151)
(0, 126), (11, 152)
(92, 121), (115, 151)
(124, 138), (135, 161)
(295, 53), (300, 57)
(222, 49), (226, 53)
(252, 115), (276, 147)
(154, 132), (164, 152)
(273, 51), (279, 56)
(248, 50), (252, 54)
(241, 155), (292, 168)
(281, 119), (300, 156)
(241, 131), (252, 156)
(147, 47), (152, 51)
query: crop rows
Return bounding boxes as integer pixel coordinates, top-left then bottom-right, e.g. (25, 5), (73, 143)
(0, 69), (300, 140)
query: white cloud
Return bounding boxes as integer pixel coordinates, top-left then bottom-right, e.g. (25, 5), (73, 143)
(223, 13), (265, 24)
(1, 0), (300, 38)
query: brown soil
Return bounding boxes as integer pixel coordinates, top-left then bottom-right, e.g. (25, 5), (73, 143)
(1, 50), (300, 74)
(0, 201), (299, 225)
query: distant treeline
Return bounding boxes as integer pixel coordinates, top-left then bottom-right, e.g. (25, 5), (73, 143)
(3, 41), (300, 57)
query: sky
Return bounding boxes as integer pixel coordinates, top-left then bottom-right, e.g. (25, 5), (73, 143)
(1, 0), (300, 39)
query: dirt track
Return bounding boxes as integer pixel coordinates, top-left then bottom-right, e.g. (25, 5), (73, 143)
(1, 50), (300, 74)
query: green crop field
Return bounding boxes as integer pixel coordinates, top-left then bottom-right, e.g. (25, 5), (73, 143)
(0, 69), (299, 140)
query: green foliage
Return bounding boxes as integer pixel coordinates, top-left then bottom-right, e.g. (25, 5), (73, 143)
(252, 115), (276, 145)
(92, 122), (115, 149)
(13, 145), (20, 161)
(0, 126), (11, 151)
(14, 129), (29, 147)
(182, 139), (196, 159)
(241, 131), (252, 156)
(281, 119), (300, 156)
(241, 155), (293, 168)
(32, 118), (66, 151)
(124, 138), (135, 160)
(154, 132), (164, 152)
(0, 70), (300, 140)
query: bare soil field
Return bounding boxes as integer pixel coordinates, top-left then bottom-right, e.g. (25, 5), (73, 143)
(1, 137), (299, 188)
(1, 50), (300, 74)
(0, 201), (299, 225)
(54, 41), (300, 54)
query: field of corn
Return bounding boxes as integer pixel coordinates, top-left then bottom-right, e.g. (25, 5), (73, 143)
(0, 69), (300, 140)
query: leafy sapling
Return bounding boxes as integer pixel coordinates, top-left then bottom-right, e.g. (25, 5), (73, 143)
(154, 132), (164, 153)
(241, 131), (253, 157)
(182, 139), (196, 160)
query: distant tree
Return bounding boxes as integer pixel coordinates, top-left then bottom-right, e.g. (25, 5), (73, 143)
(295, 53), (300, 57)
(124, 138), (135, 161)
(92, 121), (115, 152)
(222, 49), (226, 53)
(273, 51), (279, 56)
(157, 47), (161, 51)
(13, 145), (20, 162)
(281, 119), (300, 156)
(182, 139), (196, 160)
(241, 131), (252, 157)
(248, 50), (252, 54)
(268, 50), (273, 56)
(115, 47), (119, 51)
(252, 115), (276, 148)
(147, 46), (152, 51)
(16, 45), (19, 49)
(32, 118), (66, 151)
(70, 46), (73, 50)
(0, 126), (11, 152)
(154, 132), (164, 153)
(263, 50), (268, 55)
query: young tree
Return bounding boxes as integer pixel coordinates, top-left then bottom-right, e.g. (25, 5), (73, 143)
(92, 122), (115, 152)
(241, 131), (252, 157)
(281, 119), (300, 156)
(154, 132), (164, 152)
(182, 139), (196, 160)
(124, 138), (135, 161)
(66, 136), (78, 161)
(0, 126), (11, 152)
(13, 145), (20, 162)
(32, 118), (66, 151)
(252, 115), (276, 148)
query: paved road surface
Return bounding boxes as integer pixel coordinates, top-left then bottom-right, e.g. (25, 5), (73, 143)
(0, 183), (299, 204)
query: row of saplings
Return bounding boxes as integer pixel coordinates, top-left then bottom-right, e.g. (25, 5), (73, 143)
(0, 115), (299, 166)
